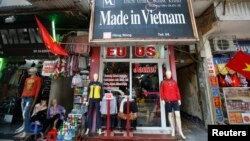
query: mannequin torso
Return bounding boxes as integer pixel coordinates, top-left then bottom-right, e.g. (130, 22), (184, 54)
(87, 81), (103, 100)
(160, 79), (180, 102)
(22, 75), (42, 97)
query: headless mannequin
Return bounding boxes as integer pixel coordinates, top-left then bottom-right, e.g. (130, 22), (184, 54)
(85, 73), (102, 135)
(160, 71), (186, 139)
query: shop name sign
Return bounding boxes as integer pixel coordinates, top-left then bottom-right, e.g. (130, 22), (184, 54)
(0, 28), (43, 45)
(0, 27), (49, 57)
(99, 9), (186, 26)
(106, 46), (156, 57)
(89, 0), (198, 45)
(133, 64), (157, 73)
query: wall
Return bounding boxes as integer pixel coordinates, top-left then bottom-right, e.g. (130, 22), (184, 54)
(177, 64), (203, 121)
(215, 1), (250, 20)
(49, 77), (73, 114)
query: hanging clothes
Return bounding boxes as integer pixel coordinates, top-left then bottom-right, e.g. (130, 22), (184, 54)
(78, 56), (87, 70)
(71, 74), (83, 88)
(100, 97), (117, 115)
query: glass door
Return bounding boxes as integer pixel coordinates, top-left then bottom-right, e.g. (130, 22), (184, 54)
(131, 63), (161, 127)
(102, 62), (130, 95)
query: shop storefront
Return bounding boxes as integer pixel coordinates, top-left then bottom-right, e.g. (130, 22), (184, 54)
(205, 38), (250, 125)
(1, 0), (199, 139)
(87, 0), (198, 134)
(99, 45), (170, 133)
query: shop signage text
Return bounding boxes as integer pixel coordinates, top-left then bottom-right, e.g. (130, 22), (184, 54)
(0, 28), (43, 45)
(237, 40), (250, 54)
(103, 74), (129, 90)
(133, 64), (157, 73)
(90, 0), (198, 44)
(42, 61), (56, 76)
(0, 18), (50, 57)
(99, 10), (186, 26)
(106, 46), (156, 58)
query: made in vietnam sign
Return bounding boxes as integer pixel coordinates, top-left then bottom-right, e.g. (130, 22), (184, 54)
(89, 0), (198, 45)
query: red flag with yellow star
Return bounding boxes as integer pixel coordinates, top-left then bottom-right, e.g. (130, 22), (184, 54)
(226, 51), (250, 80)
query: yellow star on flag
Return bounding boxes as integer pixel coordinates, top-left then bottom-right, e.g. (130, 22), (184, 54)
(243, 63), (250, 72)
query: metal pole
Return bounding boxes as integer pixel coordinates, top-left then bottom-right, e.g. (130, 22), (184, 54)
(126, 97), (130, 137)
(106, 99), (111, 137)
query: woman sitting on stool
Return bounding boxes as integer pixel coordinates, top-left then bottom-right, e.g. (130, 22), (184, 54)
(30, 97), (48, 138)
(45, 98), (65, 134)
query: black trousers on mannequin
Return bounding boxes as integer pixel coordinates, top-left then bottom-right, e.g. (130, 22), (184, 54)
(87, 99), (101, 129)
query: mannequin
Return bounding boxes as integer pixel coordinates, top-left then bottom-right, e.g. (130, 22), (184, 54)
(160, 70), (186, 139)
(15, 67), (42, 136)
(85, 73), (103, 135)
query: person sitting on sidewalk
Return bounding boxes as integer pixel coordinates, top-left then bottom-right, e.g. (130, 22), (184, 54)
(45, 98), (65, 134)
(30, 97), (48, 138)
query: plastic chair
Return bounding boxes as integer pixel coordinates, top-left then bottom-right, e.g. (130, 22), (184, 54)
(30, 122), (43, 140)
(46, 129), (58, 141)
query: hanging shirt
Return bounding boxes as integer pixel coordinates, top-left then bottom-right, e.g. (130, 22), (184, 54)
(21, 76), (42, 97)
(87, 81), (103, 100)
(100, 97), (117, 115)
(71, 74), (83, 88)
(160, 79), (181, 102)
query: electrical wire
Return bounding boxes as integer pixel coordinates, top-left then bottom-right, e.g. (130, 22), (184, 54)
(174, 47), (201, 63)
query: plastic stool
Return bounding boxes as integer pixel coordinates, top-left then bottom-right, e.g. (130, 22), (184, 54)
(46, 129), (58, 141)
(30, 122), (43, 140)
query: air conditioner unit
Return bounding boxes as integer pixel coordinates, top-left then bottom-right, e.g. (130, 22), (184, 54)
(211, 37), (238, 53)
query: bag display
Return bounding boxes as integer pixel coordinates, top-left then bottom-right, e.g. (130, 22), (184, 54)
(74, 36), (90, 55)
(65, 35), (90, 55)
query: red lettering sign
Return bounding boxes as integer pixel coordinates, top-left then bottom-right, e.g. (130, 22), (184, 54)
(135, 47), (145, 57)
(135, 46), (156, 57)
(146, 47), (156, 56)
(106, 47), (156, 58)
(107, 48), (115, 57)
(106, 47), (126, 57)
(133, 64), (157, 73)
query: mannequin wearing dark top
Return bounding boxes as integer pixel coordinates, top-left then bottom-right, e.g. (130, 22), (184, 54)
(160, 70), (186, 139)
(119, 96), (138, 137)
(85, 73), (103, 135)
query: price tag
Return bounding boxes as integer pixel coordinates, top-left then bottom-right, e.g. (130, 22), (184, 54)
(104, 93), (114, 100)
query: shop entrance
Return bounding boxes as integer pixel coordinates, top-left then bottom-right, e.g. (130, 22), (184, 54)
(100, 46), (170, 133)
(131, 63), (161, 127)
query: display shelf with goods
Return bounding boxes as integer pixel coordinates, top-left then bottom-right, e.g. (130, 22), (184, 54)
(223, 87), (250, 124)
(72, 75), (89, 115)
(56, 114), (83, 140)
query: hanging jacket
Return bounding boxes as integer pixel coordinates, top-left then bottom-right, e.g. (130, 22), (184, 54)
(87, 81), (103, 100)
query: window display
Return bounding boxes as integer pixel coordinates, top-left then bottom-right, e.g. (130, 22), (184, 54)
(223, 87), (250, 124)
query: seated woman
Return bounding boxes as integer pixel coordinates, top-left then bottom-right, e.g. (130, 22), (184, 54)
(31, 97), (47, 125)
(30, 97), (47, 138)
(45, 98), (66, 133)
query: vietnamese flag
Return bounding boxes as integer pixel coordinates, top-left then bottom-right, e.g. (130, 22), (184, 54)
(35, 17), (68, 56)
(226, 51), (250, 80)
